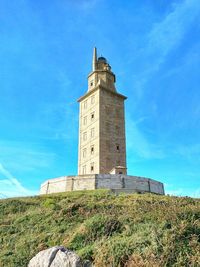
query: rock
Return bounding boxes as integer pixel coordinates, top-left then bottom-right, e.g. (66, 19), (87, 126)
(28, 246), (84, 267)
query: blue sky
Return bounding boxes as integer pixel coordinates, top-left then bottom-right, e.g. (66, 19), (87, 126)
(0, 0), (200, 198)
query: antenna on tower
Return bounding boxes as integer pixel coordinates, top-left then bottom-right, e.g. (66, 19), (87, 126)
(92, 47), (97, 71)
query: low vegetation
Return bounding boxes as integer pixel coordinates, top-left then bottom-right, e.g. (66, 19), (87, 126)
(0, 190), (200, 266)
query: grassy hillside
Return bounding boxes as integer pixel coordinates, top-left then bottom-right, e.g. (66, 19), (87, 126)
(0, 190), (200, 267)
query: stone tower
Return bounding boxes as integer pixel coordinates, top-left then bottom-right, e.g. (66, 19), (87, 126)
(40, 48), (165, 196)
(78, 48), (127, 175)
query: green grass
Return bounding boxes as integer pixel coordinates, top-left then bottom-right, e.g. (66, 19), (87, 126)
(0, 190), (199, 266)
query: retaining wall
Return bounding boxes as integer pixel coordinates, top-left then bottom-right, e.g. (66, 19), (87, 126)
(40, 174), (164, 195)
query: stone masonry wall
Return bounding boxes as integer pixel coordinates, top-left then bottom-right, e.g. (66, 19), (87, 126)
(99, 88), (126, 174)
(96, 174), (164, 195)
(40, 174), (164, 195)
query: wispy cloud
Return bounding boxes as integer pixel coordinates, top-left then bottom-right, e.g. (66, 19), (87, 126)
(0, 140), (57, 172)
(148, 0), (199, 68)
(38, 101), (78, 142)
(0, 163), (37, 198)
(126, 113), (165, 160)
(134, 0), (200, 99)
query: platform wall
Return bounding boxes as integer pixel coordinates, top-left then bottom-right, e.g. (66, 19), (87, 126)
(40, 174), (164, 195)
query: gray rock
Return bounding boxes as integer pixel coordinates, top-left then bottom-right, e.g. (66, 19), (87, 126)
(28, 246), (83, 267)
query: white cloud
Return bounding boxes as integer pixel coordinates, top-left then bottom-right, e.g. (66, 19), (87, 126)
(0, 140), (57, 172)
(134, 0), (200, 99)
(126, 113), (165, 160)
(0, 163), (37, 198)
(148, 0), (199, 68)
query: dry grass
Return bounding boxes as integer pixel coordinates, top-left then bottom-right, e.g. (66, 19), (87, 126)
(0, 190), (199, 266)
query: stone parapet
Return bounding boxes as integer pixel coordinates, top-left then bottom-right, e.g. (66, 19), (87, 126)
(40, 174), (164, 195)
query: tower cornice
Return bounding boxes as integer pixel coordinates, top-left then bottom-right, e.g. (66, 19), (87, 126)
(77, 85), (127, 102)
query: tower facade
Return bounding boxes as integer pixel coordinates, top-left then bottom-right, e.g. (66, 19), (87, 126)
(78, 48), (127, 175)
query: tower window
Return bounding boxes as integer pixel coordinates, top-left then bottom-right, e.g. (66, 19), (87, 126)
(82, 165), (86, 174)
(116, 145), (120, 151)
(91, 145), (94, 154)
(91, 96), (95, 104)
(83, 148), (87, 158)
(83, 132), (87, 141)
(83, 100), (87, 109)
(90, 81), (93, 87)
(83, 116), (87, 125)
(91, 112), (95, 120)
(91, 128), (94, 138)
(91, 162), (94, 172)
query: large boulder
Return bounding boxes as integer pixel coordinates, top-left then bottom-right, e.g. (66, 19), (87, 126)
(28, 246), (90, 267)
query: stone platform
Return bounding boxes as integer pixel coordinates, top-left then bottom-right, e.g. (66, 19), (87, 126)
(40, 174), (165, 195)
